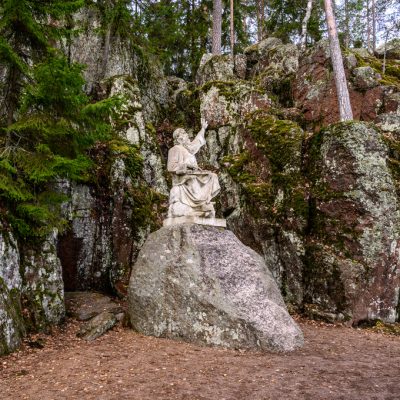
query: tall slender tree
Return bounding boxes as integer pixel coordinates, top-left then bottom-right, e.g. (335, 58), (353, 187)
(212, 0), (222, 54)
(230, 0), (235, 55)
(324, 0), (353, 121)
(300, 0), (314, 49)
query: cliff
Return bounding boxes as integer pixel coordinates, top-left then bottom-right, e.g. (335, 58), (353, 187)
(1, 6), (400, 354)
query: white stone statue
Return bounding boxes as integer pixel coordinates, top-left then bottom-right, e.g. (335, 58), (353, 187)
(165, 119), (224, 226)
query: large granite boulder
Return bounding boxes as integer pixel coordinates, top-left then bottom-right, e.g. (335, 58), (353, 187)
(375, 39), (400, 60)
(128, 224), (303, 352)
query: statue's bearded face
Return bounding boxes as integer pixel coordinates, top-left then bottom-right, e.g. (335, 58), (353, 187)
(175, 130), (190, 146)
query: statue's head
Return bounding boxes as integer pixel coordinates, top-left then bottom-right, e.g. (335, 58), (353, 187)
(173, 128), (189, 146)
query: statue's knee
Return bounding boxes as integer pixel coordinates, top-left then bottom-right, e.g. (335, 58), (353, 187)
(169, 186), (180, 203)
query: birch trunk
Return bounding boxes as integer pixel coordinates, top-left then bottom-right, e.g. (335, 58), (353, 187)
(230, 0), (234, 56)
(382, 30), (389, 74)
(212, 0), (222, 54)
(256, 0), (261, 42)
(300, 0), (313, 50)
(372, 0), (376, 53)
(367, 0), (372, 53)
(324, 0), (353, 121)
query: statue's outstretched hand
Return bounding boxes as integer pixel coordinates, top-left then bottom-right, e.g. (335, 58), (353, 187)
(201, 118), (208, 131)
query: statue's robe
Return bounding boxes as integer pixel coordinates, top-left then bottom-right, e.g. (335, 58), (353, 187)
(167, 134), (220, 210)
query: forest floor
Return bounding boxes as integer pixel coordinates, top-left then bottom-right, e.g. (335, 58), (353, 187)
(0, 317), (399, 400)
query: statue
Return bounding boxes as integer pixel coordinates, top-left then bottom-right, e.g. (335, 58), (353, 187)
(165, 119), (222, 223)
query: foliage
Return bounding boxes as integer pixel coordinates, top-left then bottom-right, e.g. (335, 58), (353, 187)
(0, 54), (121, 240)
(0, 0), (85, 125)
(264, 0), (323, 43)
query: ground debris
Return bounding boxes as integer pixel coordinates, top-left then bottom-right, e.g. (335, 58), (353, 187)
(0, 319), (399, 399)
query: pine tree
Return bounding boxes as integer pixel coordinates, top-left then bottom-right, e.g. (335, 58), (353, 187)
(212, 0), (222, 54)
(324, 0), (353, 121)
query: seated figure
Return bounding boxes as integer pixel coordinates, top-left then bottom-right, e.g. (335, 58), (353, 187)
(167, 120), (220, 218)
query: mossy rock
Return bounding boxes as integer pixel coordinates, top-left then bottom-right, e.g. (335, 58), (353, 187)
(222, 114), (308, 224)
(0, 279), (25, 355)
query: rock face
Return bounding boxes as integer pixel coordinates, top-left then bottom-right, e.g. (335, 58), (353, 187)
(0, 230), (24, 355)
(189, 51), (400, 324)
(306, 122), (400, 323)
(0, 228), (64, 355)
(57, 74), (167, 295)
(128, 224), (304, 352)
(293, 41), (399, 129)
(20, 232), (65, 330)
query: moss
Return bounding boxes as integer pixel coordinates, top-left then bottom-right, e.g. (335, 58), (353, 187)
(304, 125), (364, 253)
(222, 114), (308, 223)
(361, 320), (400, 336)
(248, 116), (303, 173)
(161, 83), (201, 130)
(352, 52), (400, 89)
(0, 278), (25, 355)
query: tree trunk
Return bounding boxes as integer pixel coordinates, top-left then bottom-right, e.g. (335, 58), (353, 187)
(344, 0), (350, 48)
(260, 0), (265, 39)
(382, 29), (389, 74)
(6, 65), (19, 126)
(324, 0), (353, 121)
(256, 0), (266, 41)
(372, 0), (376, 53)
(212, 0), (222, 54)
(230, 0), (234, 56)
(256, 0), (261, 41)
(300, 0), (313, 50)
(190, 0), (196, 78)
(366, 0), (372, 53)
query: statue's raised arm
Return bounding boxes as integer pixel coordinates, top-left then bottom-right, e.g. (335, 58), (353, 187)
(165, 121), (222, 223)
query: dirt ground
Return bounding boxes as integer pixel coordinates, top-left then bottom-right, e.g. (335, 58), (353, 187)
(0, 318), (399, 400)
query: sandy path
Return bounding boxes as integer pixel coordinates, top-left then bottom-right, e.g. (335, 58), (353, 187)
(0, 319), (399, 400)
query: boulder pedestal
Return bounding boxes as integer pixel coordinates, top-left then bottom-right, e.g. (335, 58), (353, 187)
(163, 216), (226, 228)
(128, 224), (303, 352)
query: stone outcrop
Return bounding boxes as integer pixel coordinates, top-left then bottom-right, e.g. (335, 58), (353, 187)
(66, 292), (124, 341)
(0, 228), (65, 355)
(375, 39), (400, 60)
(57, 74), (167, 295)
(3, 26), (400, 358)
(128, 224), (304, 352)
(305, 122), (400, 323)
(190, 51), (400, 324)
(20, 232), (65, 330)
(66, 7), (169, 122)
(293, 41), (399, 130)
(0, 230), (24, 355)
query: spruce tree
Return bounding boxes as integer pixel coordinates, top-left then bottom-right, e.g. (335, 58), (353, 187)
(1, 53), (121, 239)
(0, 1), (124, 239)
(0, 0), (84, 126)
